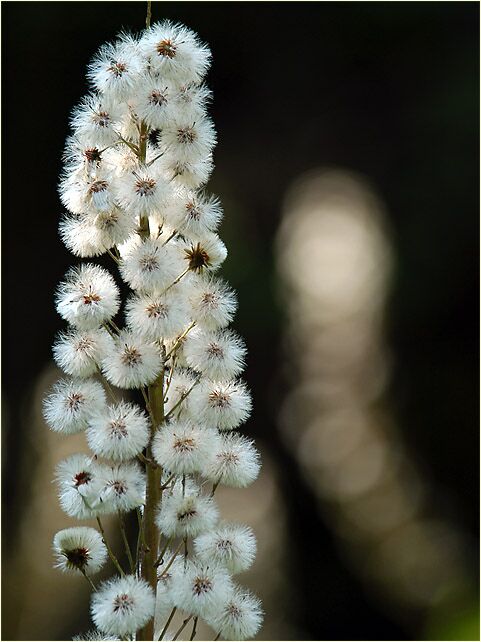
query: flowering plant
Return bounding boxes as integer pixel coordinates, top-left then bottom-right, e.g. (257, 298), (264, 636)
(44, 11), (262, 641)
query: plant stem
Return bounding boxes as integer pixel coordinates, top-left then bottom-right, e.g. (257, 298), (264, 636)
(159, 268), (190, 298)
(214, 633), (221, 641)
(119, 511), (135, 573)
(158, 606), (177, 641)
(165, 322), (196, 360)
(80, 568), (97, 591)
(189, 617), (198, 641)
(157, 539), (184, 576)
(164, 378), (200, 421)
(96, 516), (125, 576)
(146, 0), (152, 28)
(154, 536), (173, 568)
(173, 616), (192, 641)
(137, 369), (164, 641)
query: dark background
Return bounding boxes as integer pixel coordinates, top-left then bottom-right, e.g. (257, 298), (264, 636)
(2, 2), (479, 640)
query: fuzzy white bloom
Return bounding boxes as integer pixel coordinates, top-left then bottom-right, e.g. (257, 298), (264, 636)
(139, 21), (211, 84)
(194, 523), (257, 575)
(72, 631), (119, 641)
(96, 462), (146, 513)
(53, 327), (113, 378)
(53, 527), (107, 575)
(182, 232), (227, 273)
(169, 559), (233, 620)
(171, 82), (212, 120)
(125, 289), (189, 342)
(101, 330), (162, 389)
(159, 152), (214, 190)
(183, 328), (246, 381)
(191, 379), (252, 430)
(164, 189), (222, 238)
(135, 78), (175, 130)
(59, 214), (109, 258)
(164, 368), (198, 417)
(60, 171), (117, 215)
(160, 115), (216, 165)
(206, 585), (263, 641)
(188, 275), (237, 330)
(156, 479), (218, 538)
(88, 35), (143, 99)
(56, 264), (120, 330)
(119, 237), (184, 293)
(63, 135), (106, 173)
(204, 433), (261, 488)
(152, 419), (219, 474)
(55, 454), (106, 520)
(60, 209), (136, 258)
(86, 401), (150, 461)
(43, 378), (106, 434)
(70, 94), (123, 148)
(116, 166), (171, 217)
(91, 575), (155, 637)
(49, 19), (263, 638)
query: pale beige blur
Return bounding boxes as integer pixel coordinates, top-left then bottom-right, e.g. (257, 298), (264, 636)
(275, 168), (471, 616)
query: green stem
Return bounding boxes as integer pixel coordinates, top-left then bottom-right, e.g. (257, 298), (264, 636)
(157, 539), (184, 575)
(96, 516), (125, 576)
(137, 369), (164, 641)
(165, 378), (200, 421)
(189, 617), (198, 641)
(154, 536), (173, 568)
(80, 568), (97, 591)
(119, 511), (135, 573)
(158, 606), (177, 641)
(146, 0), (152, 28)
(173, 616), (193, 641)
(165, 322), (196, 361)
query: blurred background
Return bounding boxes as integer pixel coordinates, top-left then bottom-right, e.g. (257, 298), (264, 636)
(2, 1), (479, 640)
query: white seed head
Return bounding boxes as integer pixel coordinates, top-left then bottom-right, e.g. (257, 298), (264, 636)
(169, 559), (233, 620)
(43, 378), (106, 434)
(53, 328), (113, 378)
(101, 330), (162, 389)
(152, 419), (220, 475)
(204, 433), (261, 488)
(194, 523), (257, 575)
(55, 454), (107, 520)
(88, 35), (143, 99)
(55, 264), (120, 330)
(188, 274), (237, 330)
(53, 526), (107, 575)
(86, 401), (150, 461)
(206, 585), (263, 641)
(119, 237), (185, 293)
(181, 232), (227, 273)
(156, 479), (218, 538)
(125, 289), (189, 342)
(96, 462), (146, 513)
(139, 21), (211, 84)
(91, 575), (155, 637)
(191, 379), (252, 430)
(183, 328), (246, 381)
(116, 167), (171, 217)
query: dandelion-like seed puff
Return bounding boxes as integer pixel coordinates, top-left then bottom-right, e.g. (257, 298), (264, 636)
(46, 8), (263, 641)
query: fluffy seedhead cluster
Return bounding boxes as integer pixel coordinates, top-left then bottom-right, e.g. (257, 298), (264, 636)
(45, 18), (262, 641)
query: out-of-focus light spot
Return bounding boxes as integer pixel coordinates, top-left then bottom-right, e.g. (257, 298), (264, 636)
(275, 167), (472, 618)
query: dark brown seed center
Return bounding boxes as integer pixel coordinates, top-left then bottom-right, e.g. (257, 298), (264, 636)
(156, 39), (177, 58)
(74, 471), (92, 486)
(65, 546), (90, 569)
(192, 576), (213, 595)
